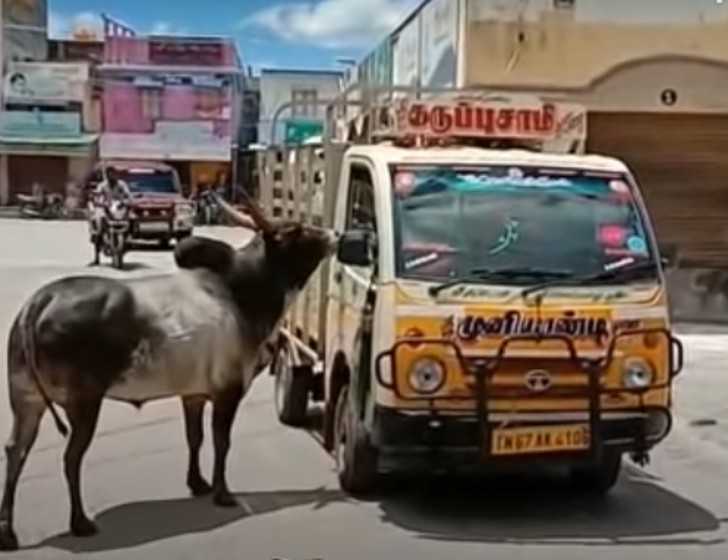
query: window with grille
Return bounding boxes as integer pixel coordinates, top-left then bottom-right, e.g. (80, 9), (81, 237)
(291, 89), (318, 118)
(139, 88), (162, 119)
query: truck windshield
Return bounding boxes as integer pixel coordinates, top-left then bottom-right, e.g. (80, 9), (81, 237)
(390, 164), (658, 286)
(123, 170), (178, 194)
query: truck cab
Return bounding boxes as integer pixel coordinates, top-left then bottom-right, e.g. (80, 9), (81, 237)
(264, 90), (684, 497)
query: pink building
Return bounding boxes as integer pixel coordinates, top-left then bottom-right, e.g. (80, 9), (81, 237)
(99, 35), (243, 193)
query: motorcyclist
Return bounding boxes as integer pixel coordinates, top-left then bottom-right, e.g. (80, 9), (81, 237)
(90, 166), (132, 265)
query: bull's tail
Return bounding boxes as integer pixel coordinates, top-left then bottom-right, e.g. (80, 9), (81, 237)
(18, 306), (69, 437)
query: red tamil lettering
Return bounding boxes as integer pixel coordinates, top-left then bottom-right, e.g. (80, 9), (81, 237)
(430, 105), (453, 134)
(476, 107), (496, 134)
(407, 103), (429, 129)
(535, 103), (556, 132)
(496, 108), (515, 132)
(515, 109), (535, 133)
(454, 102), (474, 130)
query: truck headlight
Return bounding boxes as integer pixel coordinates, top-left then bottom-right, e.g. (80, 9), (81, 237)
(408, 358), (445, 394)
(175, 202), (194, 217)
(622, 357), (654, 389)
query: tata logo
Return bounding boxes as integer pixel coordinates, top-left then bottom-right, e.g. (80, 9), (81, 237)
(524, 369), (552, 393)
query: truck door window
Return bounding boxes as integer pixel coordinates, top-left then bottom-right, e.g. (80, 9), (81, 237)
(346, 164), (376, 233)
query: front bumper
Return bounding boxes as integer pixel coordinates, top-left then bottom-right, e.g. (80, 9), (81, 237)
(130, 216), (193, 239)
(372, 328), (683, 470)
(371, 406), (672, 472)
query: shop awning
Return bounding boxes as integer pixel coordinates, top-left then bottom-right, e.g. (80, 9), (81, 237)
(0, 134), (99, 157)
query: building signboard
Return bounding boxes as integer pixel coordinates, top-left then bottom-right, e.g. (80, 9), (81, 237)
(3, 61), (88, 103)
(284, 120), (323, 144)
(100, 120), (231, 161)
(0, 110), (82, 138)
(148, 39), (225, 66)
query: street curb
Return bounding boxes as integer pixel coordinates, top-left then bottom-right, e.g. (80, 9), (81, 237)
(0, 207), (87, 221)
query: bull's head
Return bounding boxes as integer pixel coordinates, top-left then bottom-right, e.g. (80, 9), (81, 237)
(174, 193), (337, 312)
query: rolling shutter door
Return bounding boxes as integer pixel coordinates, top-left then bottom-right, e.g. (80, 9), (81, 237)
(588, 113), (728, 268)
(8, 156), (68, 200)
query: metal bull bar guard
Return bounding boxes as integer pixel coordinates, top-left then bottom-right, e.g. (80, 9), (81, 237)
(374, 328), (684, 462)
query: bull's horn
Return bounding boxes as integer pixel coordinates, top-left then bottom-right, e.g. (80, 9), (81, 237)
(236, 189), (275, 234)
(214, 194), (258, 230)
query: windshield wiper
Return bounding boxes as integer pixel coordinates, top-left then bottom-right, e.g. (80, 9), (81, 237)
(520, 259), (660, 299)
(428, 267), (573, 298)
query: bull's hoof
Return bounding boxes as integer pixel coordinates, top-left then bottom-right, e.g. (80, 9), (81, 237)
(213, 491), (239, 508)
(71, 516), (98, 537)
(0, 524), (19, 552)
(188, 476), (213, 497)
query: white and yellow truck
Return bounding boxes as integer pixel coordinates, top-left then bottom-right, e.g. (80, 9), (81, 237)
(260, 87), (684, 496)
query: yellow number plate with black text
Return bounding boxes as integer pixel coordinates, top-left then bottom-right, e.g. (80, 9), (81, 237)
(491, 424), (591, 456)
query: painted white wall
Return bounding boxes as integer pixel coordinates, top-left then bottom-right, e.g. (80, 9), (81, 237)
(467, 0), (728, 24)
(257, 69), (343, 145)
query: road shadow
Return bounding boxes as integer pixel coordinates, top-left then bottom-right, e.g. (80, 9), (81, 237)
(130, 243), (174, 253)
(85, 260), (153, 272)
(36, 487), (346, 553)
(377, 468), (724, 546)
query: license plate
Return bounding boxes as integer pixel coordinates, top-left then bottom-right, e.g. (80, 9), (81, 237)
(491, 424), (590, 456)
(138, 222), (168, 232)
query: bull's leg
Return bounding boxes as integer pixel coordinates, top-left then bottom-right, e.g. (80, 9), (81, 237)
(182, 396), (212, 496)
(0, 402), (45, 552)
(63, 396), (102, 537)
(210, 383), (243, 508)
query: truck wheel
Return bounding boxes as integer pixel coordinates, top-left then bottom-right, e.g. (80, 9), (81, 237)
(569, 451), (622, 496)
(334, 384), (379, 496)
(272, 343), (310, 427)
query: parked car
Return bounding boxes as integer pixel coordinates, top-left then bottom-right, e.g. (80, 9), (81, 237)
(84, 160), (195, 248)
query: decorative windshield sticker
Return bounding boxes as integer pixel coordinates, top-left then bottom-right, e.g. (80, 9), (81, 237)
(444, 310), (610, 345)
(455, 173), (573, 189)
(488, 218), (520, 255)
(599, 225), (629, 247)
(404, 252), (440, 270)
(436, 283), (647, 302)
(609, 180), (630, 193)
(394, 172), (416, 197)
(626, 235), (647, 253)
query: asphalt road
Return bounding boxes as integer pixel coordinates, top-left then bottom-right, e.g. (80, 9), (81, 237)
(1, 219), (728, 560)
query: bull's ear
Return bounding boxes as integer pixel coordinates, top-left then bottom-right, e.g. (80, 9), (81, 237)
(266, 222), (301, 247)
(174, 236), (235, 276)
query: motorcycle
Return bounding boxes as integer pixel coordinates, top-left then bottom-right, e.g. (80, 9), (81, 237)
(105, 199), (131, 270)
(17, 193), (65, 220)
(195, 189), (222, 225)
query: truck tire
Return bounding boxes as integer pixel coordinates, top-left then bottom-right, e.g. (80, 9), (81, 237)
(569, 451), (622, 496)
(334, 384), (379, 496)
(272, 343), (310, 427)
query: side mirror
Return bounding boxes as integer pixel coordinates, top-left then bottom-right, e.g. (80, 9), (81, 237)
(337, 229), (375, 267)
(659, 242), (678, 269)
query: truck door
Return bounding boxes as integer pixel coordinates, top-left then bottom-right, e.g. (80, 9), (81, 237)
(329, 161), (378, 371)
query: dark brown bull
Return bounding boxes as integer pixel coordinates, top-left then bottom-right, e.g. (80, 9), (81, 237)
(0, 196), (335, 551)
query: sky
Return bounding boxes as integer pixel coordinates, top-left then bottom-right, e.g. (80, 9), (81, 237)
(47, 0), (420, 72)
